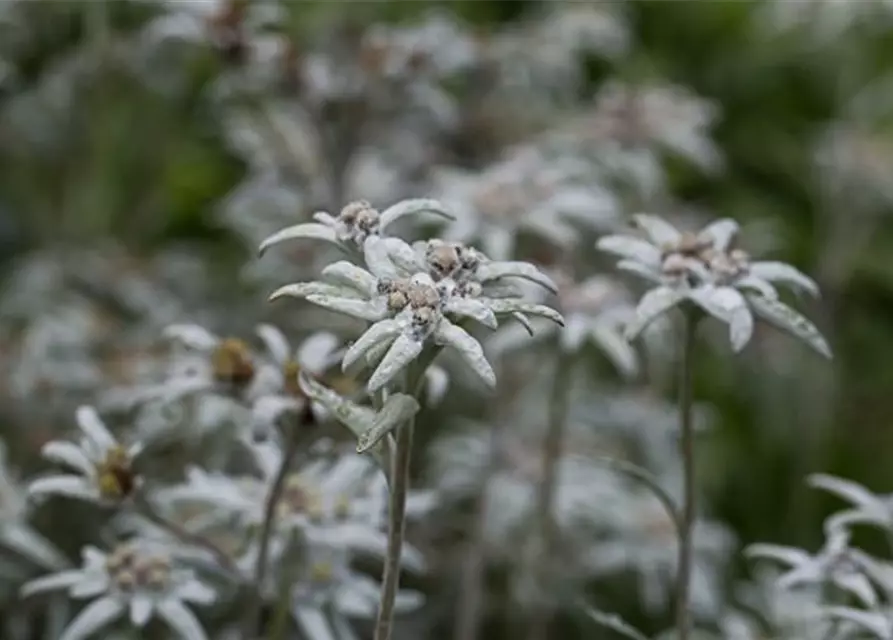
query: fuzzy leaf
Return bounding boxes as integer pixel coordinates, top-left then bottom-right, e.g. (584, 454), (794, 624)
(444, 297), (498, 329)
(749, 261), (820, 297)
(321, 261), (378, 297)
(305, 294), (390, 322)
(474, 261), (558, 293)
(597, 235), (663, 269)
(379, 198), (456, 230)
(269, 282), (355, 303)
(697, 218), (739, 252)
(357, 394), (420, 453)
(625, 286), (683, 340)
(484, 299), (565, 326)
(367, 334), (424, 393)
(298, 373), (376, 439)
(258, 223), (338, 256)
(746, 294), (832, 359)
(434, 319), (496, 389)
(343, 319), (404, 371)
(824, 607), (892, 640)
(632, 213), (681, 246)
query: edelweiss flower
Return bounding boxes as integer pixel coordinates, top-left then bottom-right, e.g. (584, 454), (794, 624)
(809, 473), (893, 535)
(269, 235), (563, 393)
(290, 540), (424, 639)
(746, 528), (883, 608)
(598, 213), (832, 357)
(257, 198), (455, 256)
(434, 146), (618, 261)
(0, 442), (68, 576)
(584, 492), (734, 618)
(28, 406), (143, 506)
(22, 540), (215, 640)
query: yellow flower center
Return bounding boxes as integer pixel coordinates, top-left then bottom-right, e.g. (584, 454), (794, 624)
(211, 338), (255, 388)
(97, 446), (136, 500)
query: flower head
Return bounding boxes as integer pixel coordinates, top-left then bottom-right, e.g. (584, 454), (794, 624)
(28, 406), (144, 506)
(22, 539), (216, 640)
(598, 213), (832, 357)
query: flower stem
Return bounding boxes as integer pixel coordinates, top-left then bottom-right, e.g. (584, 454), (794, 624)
(526, 351), (574, 640)
(242, 411), (310, 639)
(676, 312), (698, 640)
(373, 352), (437, 640)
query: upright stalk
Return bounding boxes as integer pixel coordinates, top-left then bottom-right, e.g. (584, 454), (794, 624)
(241, 411), (308, 639)
(675, 313), (698, 640)
(373, 354), (436, 640)
(526, 352), (574, 640)
(373, 413), (415, 640)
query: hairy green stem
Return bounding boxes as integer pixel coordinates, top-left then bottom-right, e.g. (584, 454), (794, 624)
(242, 412), (309, 639)
(373, 353), (437, 640)
(676, 313), (698, 640)
(526, 352), (574, 640)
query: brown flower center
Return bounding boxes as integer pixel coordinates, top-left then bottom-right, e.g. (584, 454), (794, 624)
(211, 338), (255, 389)
(97, 446), (137, 500)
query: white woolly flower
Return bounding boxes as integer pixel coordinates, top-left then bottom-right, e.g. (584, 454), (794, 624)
(0, 442), (68, 577)
(434, 146), (619, 261)
(22, 540), (216, 640)
(583, 492), (735, 619)
(268, 234), (563, 393)
(290, 540), (424, 640)
(28, 406), (143, 506)
(598, 213), (832, 358)
(808, 473), (893, 535)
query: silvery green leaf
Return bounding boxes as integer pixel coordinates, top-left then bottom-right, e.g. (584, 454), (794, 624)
(383, 236), (426, 274)
(379, 198), (455, 230)
(21, 570), (84, 597)
(582, 605), (650, 640)
(357, 394), (420, 453)
(632, 213), (681, 246)
(321, 261), (378, 297)
(744, 543), (811, 566)
(444, 298), (498, 329)
(484, 299), (565, 326)
(363, 235), (401, 280)
(367, 334), (424, 393)
(734, 275), (779, 300)
(746, 294), (832, 359)
(511, 311), (534, 336)
(824, 607), (892, 640)
(298, 373), (376, 439)
(688, 286), (753, 351)
(258, 223), (338, 256)
(474, 261), (558, 293)
(596, 236), (662, 268)
(434, 318), (496, 389)
(591, 323), (639, 378)
(697, 218), (739, 252)
(269, 282), (356, 302)
(616, 259), (662, 284)
(625, 286), (683, 340)
(749, 261), (820, 297)
(163, 324), (218, 350)
(342, 318), (405, 371)
(59, 596), (124, 640)
(156, 599), (208, 640)
(305, 294), (390, 322)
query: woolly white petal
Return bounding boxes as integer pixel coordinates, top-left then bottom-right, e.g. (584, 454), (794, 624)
(434, 319), (496, 389)
(379, 198), (455, 230)
(363, 235), (401, 280)
(343, 319), (404, 371)
(321, 261), (379, 297)
(59, 596), (124, 640)
(632, 213), (682, 246)
(28, 476), (98, 502)
(269, 281), (356, 302)
(157, 598), (209, 640)
(367, 334), (424, 393)
(255, 324), (291, 365)
(305, 295), (390, 322)
(21, 570), (85, 597)
(597, 236), (663, 269)
(258, 222), (339, 255)
(130, 594), (154, 626)
(75, 406), (115, 450)
(297, 331), (342, 374)
(749, 261), (820, 297)
(162, 324), (219, 351)
(474, 261), (558, 293)
(294, 606), (337, 640)
(41, 441), (93, 475)
(697, 218), (739, 252)
(444, 297), (498, 329)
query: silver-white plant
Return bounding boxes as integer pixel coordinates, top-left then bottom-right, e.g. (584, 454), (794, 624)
(22, 539), (216, 640)
(598, 213), (832, 357)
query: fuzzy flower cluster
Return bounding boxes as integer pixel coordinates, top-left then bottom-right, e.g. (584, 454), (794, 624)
(261, 197), (564, 395)
(598, 213), (832, 358)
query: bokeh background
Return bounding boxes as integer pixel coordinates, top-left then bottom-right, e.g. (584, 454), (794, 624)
(2, 0), (893, 638)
